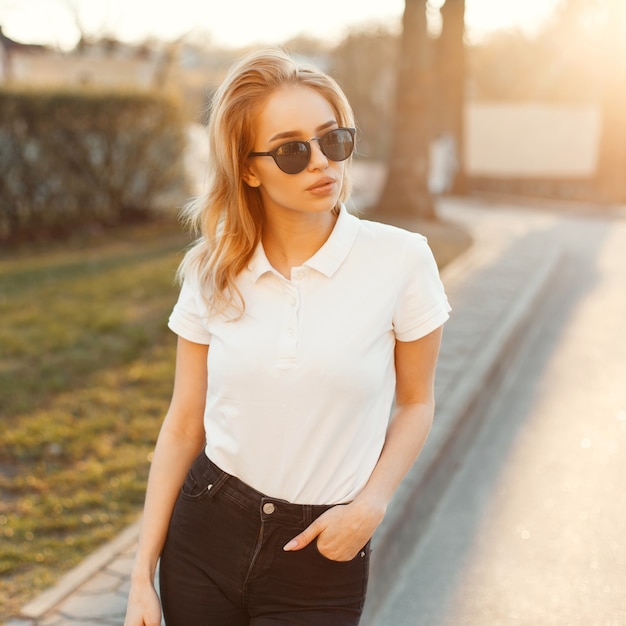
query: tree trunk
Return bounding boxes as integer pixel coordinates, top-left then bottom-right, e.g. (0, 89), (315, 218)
(437, 0), (467, 194)
(373, 0), (435, 220)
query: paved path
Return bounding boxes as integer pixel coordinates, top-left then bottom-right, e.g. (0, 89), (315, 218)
(9, 194), (568, 626)
(362, 209), (626, 625)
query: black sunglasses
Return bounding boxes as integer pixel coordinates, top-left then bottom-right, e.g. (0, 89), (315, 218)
(248, 127), (356, 174)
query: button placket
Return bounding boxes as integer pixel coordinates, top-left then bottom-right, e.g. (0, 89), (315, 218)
(277, 282), (300, 365)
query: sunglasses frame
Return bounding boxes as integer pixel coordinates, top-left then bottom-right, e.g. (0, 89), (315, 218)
(248, 127), (356, 174)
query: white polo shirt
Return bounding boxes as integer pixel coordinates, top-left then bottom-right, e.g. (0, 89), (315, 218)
(168, 206), (450, 505)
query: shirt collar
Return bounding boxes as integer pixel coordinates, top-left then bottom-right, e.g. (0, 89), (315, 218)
(303, 205), (360, 277)
(248, 242), (276, 283)
(247, 205), (360, 282)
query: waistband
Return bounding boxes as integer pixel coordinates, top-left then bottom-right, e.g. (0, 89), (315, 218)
(190, 452), (336, 527)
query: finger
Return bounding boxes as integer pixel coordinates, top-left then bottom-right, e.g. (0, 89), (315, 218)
(283, 520), (322, 551)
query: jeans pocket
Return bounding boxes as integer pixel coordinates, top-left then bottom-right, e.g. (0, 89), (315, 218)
(267, 531), (370, 612)
(313, 538), (370, 566)
(180, 454), (226, 502)
(180, 470), (211, 501)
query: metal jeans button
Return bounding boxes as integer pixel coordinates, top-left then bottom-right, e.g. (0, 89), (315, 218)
(263, 502), (275, 515)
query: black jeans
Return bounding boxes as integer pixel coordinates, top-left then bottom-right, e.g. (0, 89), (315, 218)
(159, 452), (370, 625)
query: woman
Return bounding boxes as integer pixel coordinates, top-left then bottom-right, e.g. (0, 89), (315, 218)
(124, 47), (450, 626)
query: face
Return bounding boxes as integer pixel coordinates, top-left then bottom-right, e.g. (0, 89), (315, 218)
(244, 85), (349, 220)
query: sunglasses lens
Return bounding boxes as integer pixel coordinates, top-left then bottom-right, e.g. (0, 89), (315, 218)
(320, 129), (355, 162)
(275, 141), (310, 174)
(267, 128), (355, 174)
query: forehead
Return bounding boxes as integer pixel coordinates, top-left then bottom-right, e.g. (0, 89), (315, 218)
(256, 85), (336, 141)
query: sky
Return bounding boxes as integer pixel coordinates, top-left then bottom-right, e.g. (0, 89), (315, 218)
(0, 0), (564, 50)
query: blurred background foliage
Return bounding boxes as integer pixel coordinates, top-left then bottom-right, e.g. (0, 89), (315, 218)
(0, 89), (188, 242)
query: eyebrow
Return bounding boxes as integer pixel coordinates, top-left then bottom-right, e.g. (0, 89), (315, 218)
(269, 120), (337, 143)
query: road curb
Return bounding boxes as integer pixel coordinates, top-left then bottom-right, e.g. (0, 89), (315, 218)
(16, 521), (140, 621)
(360, 244), (563, 624)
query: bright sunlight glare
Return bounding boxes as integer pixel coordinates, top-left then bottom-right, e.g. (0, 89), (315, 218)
(0, 0), (562, 50)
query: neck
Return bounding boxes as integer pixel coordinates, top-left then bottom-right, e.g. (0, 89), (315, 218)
(262, 208), (338, 278)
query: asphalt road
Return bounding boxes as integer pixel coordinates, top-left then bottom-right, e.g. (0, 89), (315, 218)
(373, 205), (626, 626)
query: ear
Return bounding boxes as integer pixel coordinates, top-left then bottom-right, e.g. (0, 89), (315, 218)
(242, 163), (261, 188)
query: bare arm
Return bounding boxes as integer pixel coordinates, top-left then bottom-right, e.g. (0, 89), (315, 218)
(284, 326), (443, 561)
(124, 337), (208, 626)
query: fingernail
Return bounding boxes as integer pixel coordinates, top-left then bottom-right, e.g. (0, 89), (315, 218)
(283, 540), (297, 551)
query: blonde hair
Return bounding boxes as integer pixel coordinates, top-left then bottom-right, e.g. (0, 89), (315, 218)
(178, 47), (356, 317)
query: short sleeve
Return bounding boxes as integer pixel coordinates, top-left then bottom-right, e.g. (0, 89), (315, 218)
(168, 277), (212, 345)
(393, 234), (451, 342)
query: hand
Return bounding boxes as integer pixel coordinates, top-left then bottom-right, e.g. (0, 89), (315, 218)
(124, 580), (161, 626)
(283, 498), (385, 562)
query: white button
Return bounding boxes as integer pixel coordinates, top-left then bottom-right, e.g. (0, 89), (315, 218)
(263, 502), (275, 515)
(287, 328), (294, 337)
(290, 297), (297, 307)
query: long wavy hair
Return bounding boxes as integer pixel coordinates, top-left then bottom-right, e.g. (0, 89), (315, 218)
(178, 47), (356, 317)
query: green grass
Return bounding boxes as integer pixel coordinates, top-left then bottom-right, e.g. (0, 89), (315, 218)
(0, 219), (192, 622)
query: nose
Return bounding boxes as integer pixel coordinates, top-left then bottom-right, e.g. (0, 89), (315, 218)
(307, 138), (329, 170)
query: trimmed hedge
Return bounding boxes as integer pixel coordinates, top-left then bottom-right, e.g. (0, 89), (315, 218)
(0, 88), (189, 242)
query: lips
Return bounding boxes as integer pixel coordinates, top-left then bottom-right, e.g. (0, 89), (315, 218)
(307, 177), (336, 192)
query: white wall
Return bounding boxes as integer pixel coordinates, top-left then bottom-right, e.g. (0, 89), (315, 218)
(465, 103), (602, 178)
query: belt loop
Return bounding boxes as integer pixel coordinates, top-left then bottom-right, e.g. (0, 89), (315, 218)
(303, 504), (313, 526)
(201, 455), (230, 497)
(209, 458), (230, 491)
